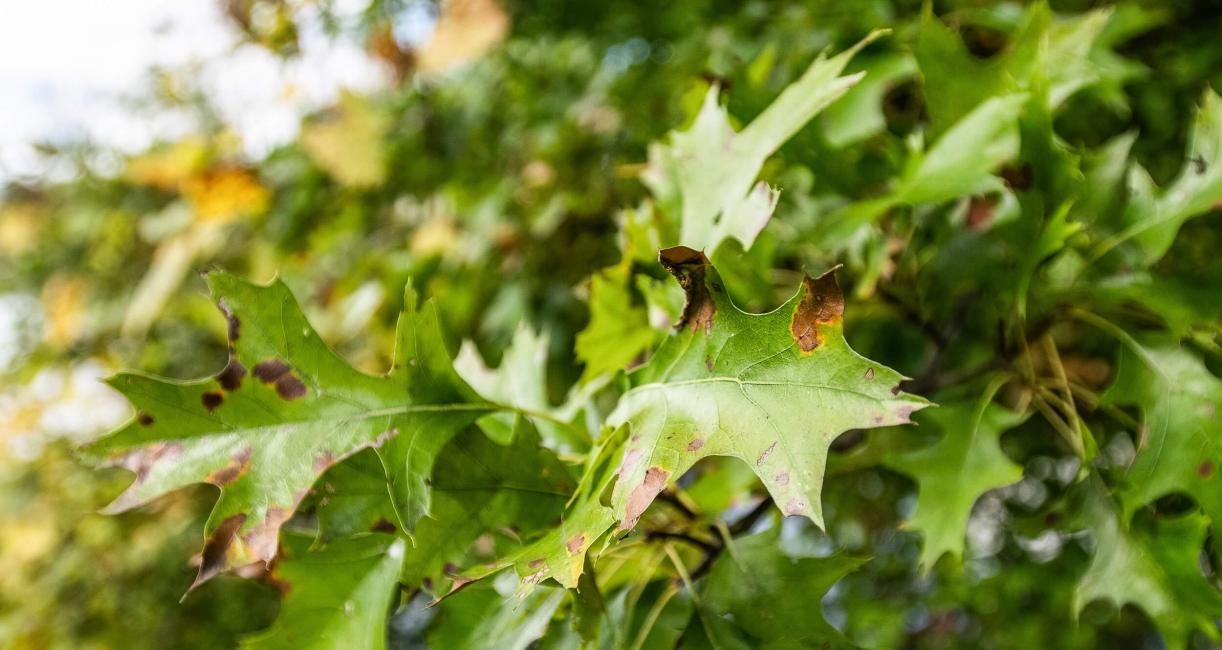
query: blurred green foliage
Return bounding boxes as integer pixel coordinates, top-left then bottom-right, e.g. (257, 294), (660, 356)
(1, 0), (1220, 647)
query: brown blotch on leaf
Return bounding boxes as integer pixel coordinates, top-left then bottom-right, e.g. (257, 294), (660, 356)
(775, 472), (790, 487)
(659, 246), (717, 334)
(619, 466), (671, 533)
(686, 437), (705, 452)
(253, 359), (307, 400)
(137, 412), (154, 426)
(565, 533), (586, 556)
(217, 357), (247, 390)
(864, 367), (875, 380)
(528, 558), (545, 569)
(371, 518), (397, 534)
(313, 451), (337, 473)
(191, 513), (247, 591)
(207, 447), (253, 486)
(244, 507), (294, 562)
(756, 441), (778, 466)
(705, 355), (714, 372)
(1000, 163), (1034, 191)
(202, 391), (224, 412)
(783, 497), (806, 516)
(790, 267), (844, 353)
(274, 374), (307, 400)
(219, 301), (241, 345)
(617, 447), (643, 479)
(1200, 461), (1214, 478)
(253, 359), (291, 383)
(114, 442), (182, 481)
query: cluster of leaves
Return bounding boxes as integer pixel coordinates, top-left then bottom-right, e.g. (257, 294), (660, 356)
(3, 0), (1221, 647)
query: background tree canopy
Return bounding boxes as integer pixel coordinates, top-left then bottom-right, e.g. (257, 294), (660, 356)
(1, 0), (1220, 648)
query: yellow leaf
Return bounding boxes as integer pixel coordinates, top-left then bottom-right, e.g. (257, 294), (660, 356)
(0, 202), (42, 255)
(125, 137), (209, 190)
(418, 0), (509, 73)
(182, 167), (270, 223)
(300, 92), (389, 188)
(410, 214), (459, 257)
(41, 274), (87, 349)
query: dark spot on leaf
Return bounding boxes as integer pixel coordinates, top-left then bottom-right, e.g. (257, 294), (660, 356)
(137, 412), (154, 426)
(757, 441), (778, 466)
(705, 355), (714, 372)
(191, 513), (247, 591)
(619, 466), (671, 533)
(254, 359), (307, 400)
(783, 498), (806, 516)
(1000, 163), (1033, 191)
(207, 447), (253, 486)
(565, 533), (586, 555)
(528, 558), (545, 568)
(864, 367), (874, 380)
(791, 267), (844, 353)
(217, 357), (247, 390)
(253, 359), (291, 383)
(371, 518), (397, 533)
(659, 246), (716, 334)
(891, 385), (901, 396)
(274, 374), (307, 400)
(687, 438), (705, 452)
(960, 24), (1007, 59)
(775, 472), (789, 487)
(1199, 461), (1214, 478)
(202, 391), (224, 412)
(218, 301), (240, 345)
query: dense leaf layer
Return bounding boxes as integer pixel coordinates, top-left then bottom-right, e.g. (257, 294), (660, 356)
(88, 274), (489, 586)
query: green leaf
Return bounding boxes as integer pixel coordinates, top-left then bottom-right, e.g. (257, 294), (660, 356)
(642, 31), (883, 253)
(574, 265), (656, 382)
(915, 3), (1110, 136)
(456, 324), (586, 448)
(1104, 342), (1222, 542)
(428, 583), (564, 650)
(242, 534), (404, 650)
(402, 422), (575, 589)
(822, 92), (1027, 238)
(819, 52), (918, 149)
(607, 247), (927, 532)
(884, 399), (1026, 570)
(1101, 89), (1222, 263)
(1074, 479), (1222, 648)
(87, 273), (489, 586)
(313, 450), (399, 543)
(696, 528), (865, 648)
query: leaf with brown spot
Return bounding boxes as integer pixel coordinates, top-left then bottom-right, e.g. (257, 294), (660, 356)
(602, 251), (926, 533)
(789, 266), (844, 353)
(85, 271), (491, 588)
